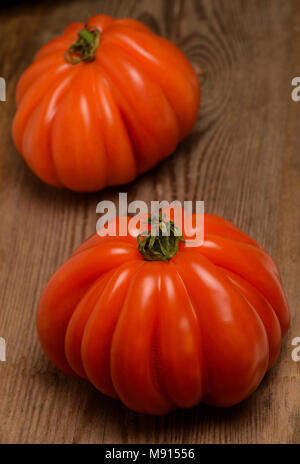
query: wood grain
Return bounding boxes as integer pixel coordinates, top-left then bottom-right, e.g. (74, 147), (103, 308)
(0, 0), (299, 444)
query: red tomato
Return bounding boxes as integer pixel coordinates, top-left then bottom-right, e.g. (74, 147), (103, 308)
(37, 208), (290, 414)
(12, 15), (200, 192)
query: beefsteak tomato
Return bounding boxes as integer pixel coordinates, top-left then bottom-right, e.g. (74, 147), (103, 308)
(12, 15), (200, 192)
(37, 207), (290, 414)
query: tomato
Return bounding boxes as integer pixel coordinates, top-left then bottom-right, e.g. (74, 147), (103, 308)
(36, 207), (290, 414)
(12, 15), (200, 192)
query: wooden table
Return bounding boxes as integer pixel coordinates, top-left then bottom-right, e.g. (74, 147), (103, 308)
(0, 0), (299, 444)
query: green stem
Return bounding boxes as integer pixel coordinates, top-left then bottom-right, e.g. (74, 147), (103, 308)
(137, 213), (185, 261)
(64, 25), (100, 64)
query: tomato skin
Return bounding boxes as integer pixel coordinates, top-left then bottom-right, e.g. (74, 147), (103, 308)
(12, 15), (200, 192)
(36, 209), (290, 414)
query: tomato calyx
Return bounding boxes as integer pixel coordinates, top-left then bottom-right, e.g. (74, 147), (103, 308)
(137, 213), (185, 261)
(64, 25), (100, 64)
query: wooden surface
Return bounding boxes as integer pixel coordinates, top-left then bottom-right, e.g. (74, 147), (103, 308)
(0, 0), (299, 444)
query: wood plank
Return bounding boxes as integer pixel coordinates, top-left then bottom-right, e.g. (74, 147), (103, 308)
(0, 0), (299, 443)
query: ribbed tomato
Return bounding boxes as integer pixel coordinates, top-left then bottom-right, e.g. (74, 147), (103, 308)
(36, 208), (290, 414)
(12, 15), (200, 192)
